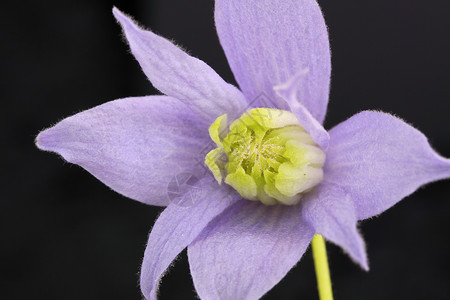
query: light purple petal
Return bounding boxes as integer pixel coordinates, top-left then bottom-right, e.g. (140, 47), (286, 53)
(215, 0), (331, 123)
(274, 70), (330, 150)
(140, 178), (240, 300)
(326, 111), (450, 220)
(302, 183), (368, 270)
(113, 8), (247, 123)
(36, 96), (208, 206)
(188, 200), (314, 300)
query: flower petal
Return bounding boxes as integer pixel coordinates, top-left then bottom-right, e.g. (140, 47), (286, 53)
(326, 111), (450, 220)
(215, 0), (331, 123)
(302, 183), (368, 270)
(36, 96), (208, 206)
(140, 179), (240, 300)
(113, 8), (247, 123)
(188, 200), (314, 300)
(274, 70), (330, 150)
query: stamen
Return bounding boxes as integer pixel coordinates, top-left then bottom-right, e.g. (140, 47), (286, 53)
(205, 108), (325, 205)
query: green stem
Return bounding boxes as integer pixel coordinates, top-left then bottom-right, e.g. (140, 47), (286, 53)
(311, 234), (334, 300)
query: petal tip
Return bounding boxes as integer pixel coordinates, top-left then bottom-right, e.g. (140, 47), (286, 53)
(362, 264), (370, 272)
(342, 242), (369, 271)
(350, 241), (370, 271)
(35, 129), (51, 151)
(360, 257), (370, 272)
(112, 6), (132, 27)
(112, 6), (122, 18)
(35, 127), (65, 158)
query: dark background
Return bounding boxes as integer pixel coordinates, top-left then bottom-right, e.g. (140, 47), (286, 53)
(3, 0), (450, 299)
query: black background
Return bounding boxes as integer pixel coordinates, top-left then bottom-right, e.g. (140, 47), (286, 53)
(3, 0), (450, 299)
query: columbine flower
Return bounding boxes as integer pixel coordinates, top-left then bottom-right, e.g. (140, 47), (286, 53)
(36, 1), (450, 299)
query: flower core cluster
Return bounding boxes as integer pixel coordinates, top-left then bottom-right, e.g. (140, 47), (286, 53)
(206, 108), (325, 205)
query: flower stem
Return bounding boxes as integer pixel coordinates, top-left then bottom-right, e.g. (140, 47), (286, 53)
(311, 234), (333, 300)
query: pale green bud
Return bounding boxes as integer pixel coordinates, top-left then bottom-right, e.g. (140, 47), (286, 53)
(205, 108), (325, 205)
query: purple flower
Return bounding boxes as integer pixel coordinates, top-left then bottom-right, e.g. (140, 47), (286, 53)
(36, 1), (450, 299)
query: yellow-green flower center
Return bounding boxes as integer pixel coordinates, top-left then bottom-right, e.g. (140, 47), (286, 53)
(205, 108), (325, 205)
